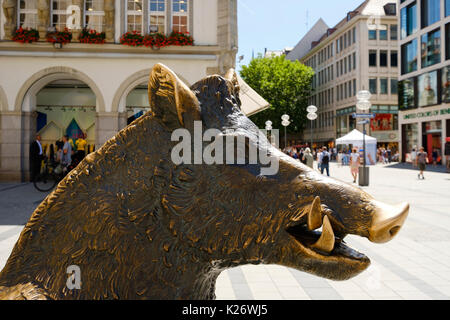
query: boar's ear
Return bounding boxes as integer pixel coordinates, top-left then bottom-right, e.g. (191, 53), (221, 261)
(148, 63), (201, 130)
(224, 68), (240, 97)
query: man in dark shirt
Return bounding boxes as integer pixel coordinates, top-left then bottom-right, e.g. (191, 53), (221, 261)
(30, 134), (43, 182)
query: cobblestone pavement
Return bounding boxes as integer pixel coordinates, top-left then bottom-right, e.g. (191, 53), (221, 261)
(0, 162), (449, 300)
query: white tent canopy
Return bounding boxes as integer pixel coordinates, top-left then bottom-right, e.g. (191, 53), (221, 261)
(236, 74), (270, 116)
(336, 129), (377, 165)
(336, 129), (377, 146)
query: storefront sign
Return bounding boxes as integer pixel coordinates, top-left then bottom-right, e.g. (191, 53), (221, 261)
(403, 107), (450, 120)
(371, 130), (399, 142)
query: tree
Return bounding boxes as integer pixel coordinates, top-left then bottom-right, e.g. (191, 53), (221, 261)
(240, 54), (314, 135)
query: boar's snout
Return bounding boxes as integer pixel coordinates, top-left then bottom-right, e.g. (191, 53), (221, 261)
(368, 200), (409, 243)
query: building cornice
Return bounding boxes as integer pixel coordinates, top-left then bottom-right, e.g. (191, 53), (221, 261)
(0, 41), (220, 60)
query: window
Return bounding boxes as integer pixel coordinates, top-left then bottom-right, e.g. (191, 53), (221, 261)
(447, 0), (450, 16)
(149, 0), (166, 33)
(52, 0), (70, 31)
(421, 0), (440, 28)
(391, 51), (398, 67)
(353, 52), (356, 69)
(390, 24), (398, 40)
(442, 66), (450, 102)
(344, 33), (347, 49)
(344, 57), (347, 74)
(173, 0), (188, 33)
(391, 79), (398, 95)
(369, 78), (377, 94)
(353, 79), (356, 96)
(401, 39), (418, 74)
(19, 0), (38, 29)
(369, 50), (377, 67)
(398, 78), (416, 110)
(127, 0), (143, 32)
(421, 28), (441, 68)
(380, 51), (388, 67)
(418, 71), (438, 107)
(379, 25), (388, 40)
(380, 78), (388, 94)
(336, 39), (340, 53)
(369, 29), (377, 40)
(447, 23), (450, 60)
(352, 27), (356, 43)
(401, 2), (418, 39)
(85, 0), (105, 32)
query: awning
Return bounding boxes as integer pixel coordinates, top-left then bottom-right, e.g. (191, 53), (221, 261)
(236, 74), (270, 116)
(336, 129), (377, 146)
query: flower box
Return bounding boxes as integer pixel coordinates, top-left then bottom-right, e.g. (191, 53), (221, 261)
(12, 27), (39, 43)
(47, 28), (72, 45)
(80, 29), (106, 44)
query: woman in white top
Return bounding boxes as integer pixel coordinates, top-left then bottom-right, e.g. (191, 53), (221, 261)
(349, 147), (360, 183)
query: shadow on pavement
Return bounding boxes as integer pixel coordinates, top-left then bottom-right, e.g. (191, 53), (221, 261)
(385, 162), (449, 174)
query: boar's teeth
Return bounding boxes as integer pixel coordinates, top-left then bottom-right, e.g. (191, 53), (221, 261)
(307, 196), (323, 230)
(311, 216), (335, 254)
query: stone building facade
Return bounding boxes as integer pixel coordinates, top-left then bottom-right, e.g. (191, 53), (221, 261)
(0, 0), (238, 181)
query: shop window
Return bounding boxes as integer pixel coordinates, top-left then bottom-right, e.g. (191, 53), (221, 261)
(398, 78), (416, 110)
(418, 71), (438, 107)
(442, 65), (450, 102)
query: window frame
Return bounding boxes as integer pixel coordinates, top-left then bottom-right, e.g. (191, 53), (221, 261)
(51, 0), (70, 31)
(18, 0), (38, 29)
(126, 0), (144, 33)
(84, 0), (106, 32)
(172, 0), (189, 33)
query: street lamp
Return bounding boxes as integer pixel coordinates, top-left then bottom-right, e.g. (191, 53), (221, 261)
(356, 90), (372, 186)
(307, 106), (318, 150)
(281, 114), (290, 149)
(265, 120), (272, 144)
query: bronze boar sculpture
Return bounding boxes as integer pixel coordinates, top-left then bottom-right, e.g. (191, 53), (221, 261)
(0, 64), (408, 300)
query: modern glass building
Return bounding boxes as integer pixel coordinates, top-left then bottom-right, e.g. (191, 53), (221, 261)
(398, 0), (450, 165)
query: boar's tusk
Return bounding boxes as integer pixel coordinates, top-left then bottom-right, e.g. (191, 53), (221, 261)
(311, 216), (335, 254)
(307, 196), (323, 230)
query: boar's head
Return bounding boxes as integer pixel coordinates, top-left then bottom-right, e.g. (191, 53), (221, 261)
(148, 64), (409, 287)
(0, 64), (408, 300)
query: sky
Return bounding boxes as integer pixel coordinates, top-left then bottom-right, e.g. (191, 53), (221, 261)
(236, 0), (365, 71)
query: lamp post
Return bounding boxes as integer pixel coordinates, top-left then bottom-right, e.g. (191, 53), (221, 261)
(265, 120), (272, 144)
(307, 106), (318, 150)
(355, 90), (372, 186)
(281, 114), (290, 149)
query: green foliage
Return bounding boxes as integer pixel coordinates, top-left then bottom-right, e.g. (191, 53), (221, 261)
(240, 54), (314, 133)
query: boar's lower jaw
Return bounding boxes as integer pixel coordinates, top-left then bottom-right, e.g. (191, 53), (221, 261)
(286, 212), (370, 278)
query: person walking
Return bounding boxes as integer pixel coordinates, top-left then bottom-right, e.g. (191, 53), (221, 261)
(320, 147), (330, 176)
(302, 147), (314, 169)
(29, 134), (43, 182)
(411, 146), (417, 167)
(349, 147), (360, 183)
(417, 147), (428, 180)
(445, 137), (450, 173)
(316, 148), (323, 171)
(62, 135), (72, 169)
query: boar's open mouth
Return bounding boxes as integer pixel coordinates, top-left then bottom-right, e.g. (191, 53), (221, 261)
(285, 196), (368, 263)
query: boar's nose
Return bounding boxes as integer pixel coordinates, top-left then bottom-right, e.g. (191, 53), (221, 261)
(368, 200), (409, 243)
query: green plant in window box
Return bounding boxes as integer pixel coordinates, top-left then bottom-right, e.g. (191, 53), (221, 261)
(80, 29), (106, 44)
(46, 28), (72, 45)
(12, 27), (40, 43)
